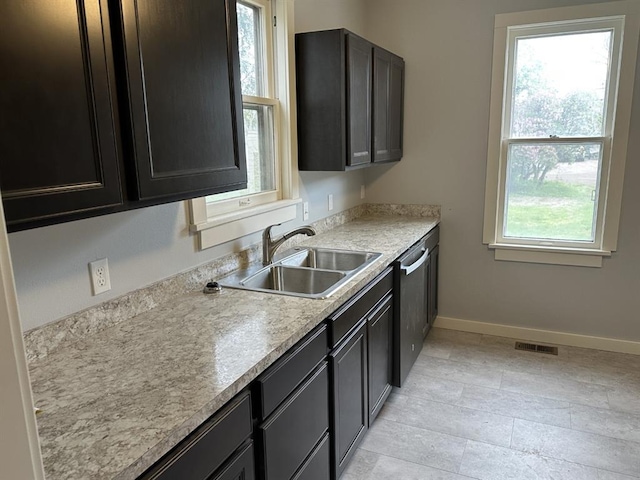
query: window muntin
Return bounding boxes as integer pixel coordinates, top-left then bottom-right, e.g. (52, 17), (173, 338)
(206, 0), (279, 214)
(496, 19), (623, 248)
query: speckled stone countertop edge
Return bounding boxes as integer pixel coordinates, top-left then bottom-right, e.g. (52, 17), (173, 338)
(28, 208), (440, 480)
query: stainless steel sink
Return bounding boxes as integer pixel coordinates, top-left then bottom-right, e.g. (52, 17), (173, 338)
(278, 247), (381, 272)
(241, 265), (346, 296)
(218, 247), (383, 299)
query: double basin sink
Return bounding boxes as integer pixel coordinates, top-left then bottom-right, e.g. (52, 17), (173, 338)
(219, 247), (382, 299)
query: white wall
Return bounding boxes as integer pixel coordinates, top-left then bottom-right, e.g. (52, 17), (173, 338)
(9, 0), (368, 331)
(365, 0), (640, 341)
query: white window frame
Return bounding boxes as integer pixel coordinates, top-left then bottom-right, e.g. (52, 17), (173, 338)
(189, 0), (300, 250)
(483, 1), (640, 267)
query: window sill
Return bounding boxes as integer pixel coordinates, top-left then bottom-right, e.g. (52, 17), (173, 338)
(192, 198), (301, 250)
(488, 243), (611, 267)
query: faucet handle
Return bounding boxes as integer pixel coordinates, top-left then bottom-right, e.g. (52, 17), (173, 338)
(263, 223), (282, 240)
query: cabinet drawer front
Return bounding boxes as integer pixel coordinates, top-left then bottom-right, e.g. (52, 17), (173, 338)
(140, 392), (252, 480)
(327, 267), (393, 347)
(291, 433), (330, 480)
(211, 441), (255, 480)
(256, 324), (328, 420)
(260, 363), (329, 480)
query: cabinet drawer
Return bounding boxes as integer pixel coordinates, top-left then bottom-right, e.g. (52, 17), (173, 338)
(327, 267), (393, 347)
(291, 433), (330, 480)
(255, 324), (327, 420)
(259, 363), (329, 480)
(211, 441), (255, 480)
(139, 392), (252, 480)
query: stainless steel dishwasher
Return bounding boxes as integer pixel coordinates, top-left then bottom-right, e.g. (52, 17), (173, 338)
(392, 237), (429, 387)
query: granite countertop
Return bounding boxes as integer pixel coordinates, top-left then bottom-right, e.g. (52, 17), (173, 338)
(28, 214), (439, 480)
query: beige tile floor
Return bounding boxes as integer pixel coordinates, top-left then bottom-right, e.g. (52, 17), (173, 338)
(343, 327), (640, 480)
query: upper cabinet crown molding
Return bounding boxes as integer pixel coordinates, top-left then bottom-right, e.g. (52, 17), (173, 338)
(0, 0), (247, 232)
(295, 29), (405, 172)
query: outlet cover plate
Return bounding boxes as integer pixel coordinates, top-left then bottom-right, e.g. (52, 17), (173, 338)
(89, 258), (111, 295)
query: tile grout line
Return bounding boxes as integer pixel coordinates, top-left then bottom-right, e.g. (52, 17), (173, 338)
(508, 416), (515, 450)
(457, 439), (469, 475)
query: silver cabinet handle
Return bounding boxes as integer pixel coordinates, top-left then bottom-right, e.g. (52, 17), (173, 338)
(401, 249), (429, 276)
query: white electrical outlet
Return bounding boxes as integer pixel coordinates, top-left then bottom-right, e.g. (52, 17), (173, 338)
(90, 258), (111, 295)
(303, 201), (309, 220)
(328, 194), (334, 211)
(361, 184), (365, 199)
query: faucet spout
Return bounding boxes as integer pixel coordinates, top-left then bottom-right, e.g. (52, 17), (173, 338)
(263, 224), (316, 265)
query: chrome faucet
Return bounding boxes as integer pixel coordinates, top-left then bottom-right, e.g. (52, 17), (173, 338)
(263, 224), (316, 265)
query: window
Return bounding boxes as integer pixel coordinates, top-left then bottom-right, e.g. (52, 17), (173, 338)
(483, 1), (640, 267)
(189, 0), (300, 249)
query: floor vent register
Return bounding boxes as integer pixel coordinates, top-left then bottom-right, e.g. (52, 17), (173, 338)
(515, 341), (559, 355)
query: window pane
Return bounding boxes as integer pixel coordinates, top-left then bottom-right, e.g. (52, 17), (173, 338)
(511, 31), (612, 138)
(209, 105), (276, 202)
(504, 143), (602, 242)
(237, 2), (263, 96)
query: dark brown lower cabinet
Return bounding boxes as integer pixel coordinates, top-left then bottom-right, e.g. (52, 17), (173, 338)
(424, 226), (440, 338)
(427, 244), (440, 329)
(367, 294), (393, 423)
(138, 392), (253, 480)
(330, 321), (368, 479)
(254, 324), (330, 480)
(258, 363), (330, 480)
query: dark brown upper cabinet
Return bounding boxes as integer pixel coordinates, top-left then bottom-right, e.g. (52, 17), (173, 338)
(0, 0), (123, 231)
(373, 47), (404, 163)
(113, 0), (246, 201)
(295, 29), (404, 171)
(0, 0), (246, 232)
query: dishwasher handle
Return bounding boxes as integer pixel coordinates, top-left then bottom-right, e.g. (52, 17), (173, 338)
(400, 248), (429, 276)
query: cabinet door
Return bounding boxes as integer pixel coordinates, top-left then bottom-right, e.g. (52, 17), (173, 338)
(367, 295), (393, 423)
(373, 48), (404, 163)
(346, 34), (372, 167)
(428, 245), (439, 329)
(115, 0), (246, 201)
(0, 0), (123, 231)
(423, 255), (432, 338)
(330, 321), (368, 479)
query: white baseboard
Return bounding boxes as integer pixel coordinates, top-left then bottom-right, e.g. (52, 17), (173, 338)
(434, 316), (640, 356)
